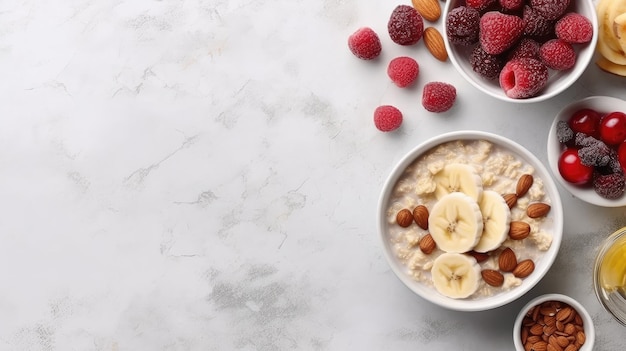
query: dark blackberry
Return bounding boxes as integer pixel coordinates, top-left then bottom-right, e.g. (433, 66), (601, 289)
(470, 45), (504, 80)
(446, 6), (480, 46)
(522, 5), (554, 38)
(593, 172), (626, 200)
(556, 120), (574, 144)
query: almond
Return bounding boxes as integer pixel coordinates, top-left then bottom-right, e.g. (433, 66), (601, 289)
(498, 247), (517, 272)
(503, 193), (518, 208)
(517, 174), (534, 197)
(411, 0), (440, 22)
(396, 209), (414, 227)
(533, 341), (548, 351)
(481, 269), (504, 287)
(563, 345), (577, 351)
(556, 307), (573, 322)
(527, 202), (551, 218)
(513, 259), (535, 278)
(413, 205), (429, 230)
(419, 233), (436, 254)
(466, 250), (490, 263)
(423, 27), (448, 61)
(509, 221), (531, 240)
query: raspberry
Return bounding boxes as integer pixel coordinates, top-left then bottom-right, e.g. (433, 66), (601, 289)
(374, 105), (403, 132)
(470, 45), (504, 80)
(499, 58), (548, 99)
(499, 0), (524, 11)
(556, 120), (574, 144)
(466, 0), (496, 12)
(539, 39), (576, 71)
(522, 5), (554, 38)
(422, 82), (456, 113)
(529, 0), (570, 21)
(578, 140), (612, 167)
(387, 57), (419, 88)
(446, 6), (481, 46)
(555, 13), (593, 44)
(507, 38), (541, 61)
(593, 172), (625, 200)
(479, 11), (525, 55)
(388, 5), (424, 46)
(348, 27), (382, 60)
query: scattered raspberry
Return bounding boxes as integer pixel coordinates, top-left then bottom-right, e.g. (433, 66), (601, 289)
(348, 27), (382, 60)
(540, 39), (576, 71)
(578, 140), (612, 167)
(374, 105), (403, 132)
(470, 45), (504, 80)
(499, 58), (549, 99)
(522, 5), (554, 38)
(555, 13), (593, 44)
(479, 11), (525, 55)
(556, 120), (574, 144)
(446, 6), (481, 46)
(422, 82), (457, 113)
(466, 0), (496, 12)
(529, 0), (570, 21)
(387, 57), (419, 88)
(593, 172), (626, 199)
(388, 5), (424, 45)
(507, 38), (541, 61)
(499, 0), (524, 11)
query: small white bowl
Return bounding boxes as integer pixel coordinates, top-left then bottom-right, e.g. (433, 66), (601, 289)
(443, 0), (598, 103)
(547, 96), (626, 207)
(377, 131), (563, 311)
(513, 294), (595, 351)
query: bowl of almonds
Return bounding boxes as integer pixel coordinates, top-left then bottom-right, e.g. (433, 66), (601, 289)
(513, 293), (595, 351)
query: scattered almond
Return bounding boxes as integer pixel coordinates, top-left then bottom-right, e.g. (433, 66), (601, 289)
(419, 233), (436, 254)
(498, 247), (517, 272)
(509, 221), (531, 240)
(513, 259), (535, 278)
(503, 193), (518, 208)
(413, 205), (429, 230)
(423, 27), (448, 61)
(396, 209), (414, 227)
(411, 0), (441, 22)
(481, 269), (504, 287)
(527, 202), (551, 218)
(517, 174), (534, 197)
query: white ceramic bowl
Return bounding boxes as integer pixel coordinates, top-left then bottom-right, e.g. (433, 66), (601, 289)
(443, 0), (598, 103)
(547, 96), (626, 207)
(513, 294), (595, 351)
(377, 131), (563, 311)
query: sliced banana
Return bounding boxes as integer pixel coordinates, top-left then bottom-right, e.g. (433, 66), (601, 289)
(473, 190), (512, 253)
(433, 163), (483, 201)
(431, 252), (481, 299)
(597, 0), (626, 70)
(428, 192), (484, 253)
(597, 55), (626, 76)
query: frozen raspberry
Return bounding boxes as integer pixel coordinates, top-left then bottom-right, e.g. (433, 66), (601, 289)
(593, 172), (625, 199)
(467, 0), (496, 12)
(556, 120), (574, 144)
(555, 13), (593, 44)
(446, 6), (481, 46)
(348, 27), (382, 60)
(470, 45), (504, 80)
(522, 5), (554, 38)
(499, 0), (524, 11)
(388, 5), (424, 45)
(479, 11), (525, 55)
(507, 38), (541, 61)
(422, 82), (457, 113)
(540, 39), (576, 71)
(529, 0), (570, 21)
(578, 140), (612, 167)
(387, 57), (419, 88)
(499, 58), (548, 99)
(374, 105), (403, 132)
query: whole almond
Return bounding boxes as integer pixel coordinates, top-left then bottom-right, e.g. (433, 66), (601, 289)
(499, 247), (517, 272)
(396, 209), (414, 227)
(466, 250), (490, 263)
(527, 202), (551, 218)
(411, 0), (441, 22)
(513, 259), (535, 278)
(576, 331), (585, 345)
(563, 345), (577, 351)
(413, 205), (429, 230)
(517, 174), (534, 197)
(481, 269), (504, 287)
(533, 341), (548, 351)
(556, 336), (570, 348)
(503, 193), (518, 208)
(556, 307), (573, 322)
(419, 233), (436, 254)
(509, 221), (531, 240)
(423, 27), (448, 61)
(547, 344), (561, 351)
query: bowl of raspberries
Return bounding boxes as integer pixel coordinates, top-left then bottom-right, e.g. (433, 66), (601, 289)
(443, 0), (598, 102)
(548, 96), (626, 207)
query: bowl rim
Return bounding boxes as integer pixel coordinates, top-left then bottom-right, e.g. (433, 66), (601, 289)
(512, 293), (595, 351)
(377, 130), (564, 311)
(442, 0), (599, 104)
(546, 95), (626, 207)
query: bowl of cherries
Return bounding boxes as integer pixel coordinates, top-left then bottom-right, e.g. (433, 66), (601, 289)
(547, 96), (626, 207)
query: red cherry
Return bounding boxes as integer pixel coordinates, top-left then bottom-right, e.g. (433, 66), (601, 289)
(618, 142), (626, 174)
(568, 108), (601, 136)
(599, 111), (626, 145)
(558, 148), (593, 185)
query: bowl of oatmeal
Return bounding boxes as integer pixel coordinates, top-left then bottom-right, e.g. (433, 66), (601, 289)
(377, 131), (563, 311)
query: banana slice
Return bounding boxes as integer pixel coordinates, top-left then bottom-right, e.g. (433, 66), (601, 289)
(433, 163), (483, 201)
(597, 0), (626, 67)
(431, 252), (481, 299)
(473, 190), (512, 253)
(428, 192), (484, 253)
(597, 55), (626, 76)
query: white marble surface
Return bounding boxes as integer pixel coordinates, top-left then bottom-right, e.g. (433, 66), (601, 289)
(1, 0), (626, 350)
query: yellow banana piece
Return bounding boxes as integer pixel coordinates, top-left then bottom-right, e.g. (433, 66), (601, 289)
(596, 0), (626, 73)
